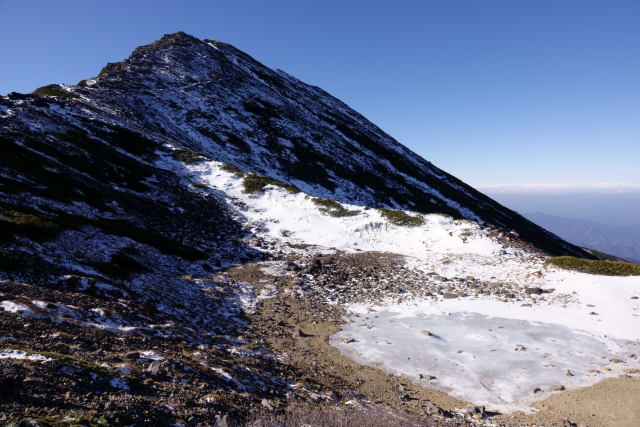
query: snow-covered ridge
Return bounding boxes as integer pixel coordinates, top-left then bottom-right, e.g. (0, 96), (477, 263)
(188, 160), (503, 261)
(0, 31), (587, 257)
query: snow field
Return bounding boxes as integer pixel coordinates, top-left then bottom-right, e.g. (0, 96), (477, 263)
(189, 160), (640, 413)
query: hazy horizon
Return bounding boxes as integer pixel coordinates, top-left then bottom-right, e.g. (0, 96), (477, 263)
(487, 189), (640, 227)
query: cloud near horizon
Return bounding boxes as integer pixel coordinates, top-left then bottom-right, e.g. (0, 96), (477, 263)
(477, 183), (640, 194)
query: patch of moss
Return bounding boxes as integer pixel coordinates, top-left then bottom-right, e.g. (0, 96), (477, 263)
(459, 229), (473, 239)
(0, 205), (62, 243)
(98, 61), (125, 78)
(311, 198), (359, 217)
(545, 256), (640, 276)
(172, 148), (208, 163)
(242, 173), (300, 194)
(189, 182), (210, 189)
(377, 208), (424, 227)
(33, 84), (80, 99)
(220, 163), (244, 176)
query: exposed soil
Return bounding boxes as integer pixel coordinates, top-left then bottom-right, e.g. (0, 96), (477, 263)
(498, 375), (640, 427)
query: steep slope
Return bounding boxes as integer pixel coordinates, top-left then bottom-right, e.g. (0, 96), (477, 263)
(2, 31), (588, 258)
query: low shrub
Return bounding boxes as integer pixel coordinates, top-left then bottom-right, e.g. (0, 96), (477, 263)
(377, 208), (424, 227)
(98, 61), (125, 78)
(242, 173), (300, 194)
(190, 182), (210, 189)
(311, 197), (359, 217)
(172, 148), (208, 163)
(220, 163), (245, 176)
(0, 205), (62, 242)
(545, 256), (640, 276)
(459, 229), (473, 239)
(33, 84), (80, 99)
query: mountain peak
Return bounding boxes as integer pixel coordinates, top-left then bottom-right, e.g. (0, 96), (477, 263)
(6, 32), (591, 258)
(94, 31), (224, 83)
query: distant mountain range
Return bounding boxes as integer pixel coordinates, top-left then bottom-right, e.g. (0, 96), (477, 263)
(525, 212), (640, 263)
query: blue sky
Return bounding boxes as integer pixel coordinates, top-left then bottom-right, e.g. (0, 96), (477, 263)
(1, 0), (638, 189)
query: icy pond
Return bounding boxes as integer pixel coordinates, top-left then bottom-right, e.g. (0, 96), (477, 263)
(331, 307), (639, 413)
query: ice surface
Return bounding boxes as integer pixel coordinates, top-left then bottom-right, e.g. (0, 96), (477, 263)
(333, 268), (640, 414)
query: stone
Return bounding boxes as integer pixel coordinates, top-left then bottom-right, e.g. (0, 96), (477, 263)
(532, 386), (541, 393)
(421, 400), (445, 416)
(215, 414), (230, 427)
(145, 361), (162, 376)
(525, 287), (544, 295)
(23, 377), (44, 386)
(549, 384), (566, 391)
(468, 405), (486, 419)
(419, 373), (437, 380)
(261, 399), (274, 411)
(419, 330), (433, 337)
(295, 329), (310, 338)
(442, 293), (458, 299)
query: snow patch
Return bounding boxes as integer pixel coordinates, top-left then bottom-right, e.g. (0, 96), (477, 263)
(0, 349), (52, 362)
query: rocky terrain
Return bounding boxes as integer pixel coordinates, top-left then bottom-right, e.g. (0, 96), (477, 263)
(2, 32), (639, 426)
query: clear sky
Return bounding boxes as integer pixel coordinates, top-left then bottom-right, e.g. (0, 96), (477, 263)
(1, 0), (638, 189)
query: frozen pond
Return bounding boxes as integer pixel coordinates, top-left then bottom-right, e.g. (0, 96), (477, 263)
(332, 308), (639, 412)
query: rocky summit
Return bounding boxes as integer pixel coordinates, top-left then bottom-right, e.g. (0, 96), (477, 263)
(2, 32), (637, 427)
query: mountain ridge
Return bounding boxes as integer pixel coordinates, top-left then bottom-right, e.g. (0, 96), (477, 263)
(7, 31), (588, 258)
